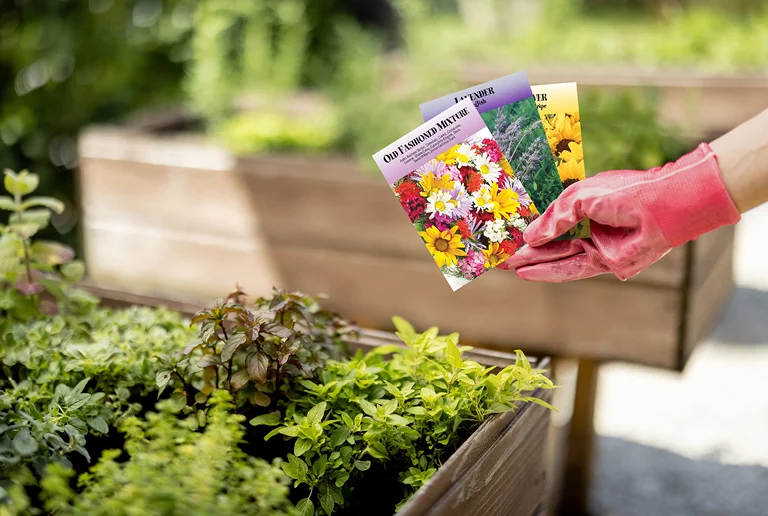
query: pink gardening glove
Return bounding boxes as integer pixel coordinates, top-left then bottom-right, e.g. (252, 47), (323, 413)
(499, 143), (741, 282)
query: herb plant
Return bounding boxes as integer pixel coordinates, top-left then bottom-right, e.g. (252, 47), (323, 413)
(169, 287), (357, 415)
(252, 317), (555, 514)
(0, 169), (96, 320)
(40, 392), (294, 516)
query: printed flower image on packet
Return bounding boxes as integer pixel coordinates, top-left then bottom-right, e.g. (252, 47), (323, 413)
(373, 99), (538, 291)
(532, 82), (590, 237)
(419, 71), (564, 215)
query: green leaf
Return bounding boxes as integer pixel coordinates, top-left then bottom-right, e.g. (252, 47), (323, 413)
(10, 223), (39, 239)
(392, 316), (416, 343)
(329, 426), (349, 448)
(12, 428), (38, 456)
(251, 392), (271, 407)
(306, 402), (326, 425)
(88, 416), (109, 434)
(320, 489), (335, 515)
(19, 196), (65, 214)
(221, 332), (247, 362)
(29, 241), (75, 266)
(155, 371), (171, 389)
(60, 261), (85, 282)
(296, 498), (314, 516)
(4, 169), (39, 196)
(249, 412), (282, 427)
(0, 196), (14, 211)
(278, 426), (300, 437)
(168, 392), (187, 412)
(115, 387), (131, 401)
(230, 370), (250, 391)
(444, 339), (463, 370)
(312, 455), (328, 477)
(294, 438), (312, 457)
(357, 399), (377, 417)
(9, 208), (50, 231)
(369, 344), (402, 355)
(354, 459), (371, 471)
(487, 403), (516, 414)
(247, 351), (269, 384)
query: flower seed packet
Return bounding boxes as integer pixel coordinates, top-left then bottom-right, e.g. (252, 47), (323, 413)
(373, 98), (538, 291)
(419, 71), (565, 215)
(533, 82), (589, 237)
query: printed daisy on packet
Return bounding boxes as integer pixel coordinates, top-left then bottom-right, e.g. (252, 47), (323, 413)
(373, 99), (537, 291)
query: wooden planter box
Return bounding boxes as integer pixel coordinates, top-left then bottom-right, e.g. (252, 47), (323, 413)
(78, 122), (735, 371)
(85, 284), (552, 516)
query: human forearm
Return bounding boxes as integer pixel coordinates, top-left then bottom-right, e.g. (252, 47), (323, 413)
(710, 107), (768, 214)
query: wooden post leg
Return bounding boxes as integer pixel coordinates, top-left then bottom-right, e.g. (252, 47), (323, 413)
(556, 359), (599, 516)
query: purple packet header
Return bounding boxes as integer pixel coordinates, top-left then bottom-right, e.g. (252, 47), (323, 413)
(419, 71), (533, 121)
(373, 98), (485, 184)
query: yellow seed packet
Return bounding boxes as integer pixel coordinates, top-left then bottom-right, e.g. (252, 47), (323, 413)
(532, 82), (590, 238)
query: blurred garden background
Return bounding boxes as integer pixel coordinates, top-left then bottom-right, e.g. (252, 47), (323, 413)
(4, 0), (768, 251)
(2, 0), (768, 514)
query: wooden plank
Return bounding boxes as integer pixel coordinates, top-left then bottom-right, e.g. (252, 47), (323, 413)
(681, 240), (735, 367)
(268, 244), (682, 368)
(81, 223), (281, 303)
(400, 390), (551, 516)
(81, 220), (683, 367)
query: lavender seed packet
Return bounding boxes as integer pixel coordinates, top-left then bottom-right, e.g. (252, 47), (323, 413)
(420, 71), (565, 215)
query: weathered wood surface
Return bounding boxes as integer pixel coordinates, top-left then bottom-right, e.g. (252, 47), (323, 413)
(81, 281), (553, 516)
(77, 125), (736, 370)
(399, 389), (551, 516)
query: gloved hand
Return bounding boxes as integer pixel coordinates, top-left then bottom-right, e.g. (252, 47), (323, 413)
(499, 143), (741, 282)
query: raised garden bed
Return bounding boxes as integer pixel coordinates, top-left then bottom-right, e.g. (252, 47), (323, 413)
(78, 119), (735, 370)
(41, 283), (554, 516)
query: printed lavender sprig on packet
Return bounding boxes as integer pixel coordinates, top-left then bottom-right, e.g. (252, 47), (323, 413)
(373, 98), (537, 291)
(420, 71), (565, 217)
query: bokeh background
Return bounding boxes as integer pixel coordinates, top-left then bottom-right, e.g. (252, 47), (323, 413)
(2, 0), (768, 514)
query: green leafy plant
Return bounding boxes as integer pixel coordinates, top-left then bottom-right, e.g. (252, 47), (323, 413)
(0, 379), (110, 513)
(40, 391), (294, 516)
(252, 316), (555, 514)
(0, 169), (96, 320)
(170, 287), (357, 416)
(0, 379), (109, 472)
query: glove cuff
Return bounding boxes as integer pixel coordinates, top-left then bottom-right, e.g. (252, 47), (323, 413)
(650, 142), (741, 248)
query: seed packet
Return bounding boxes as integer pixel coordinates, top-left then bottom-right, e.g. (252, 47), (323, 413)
(373, 98), (538, 291)
(419, 71), (564, 215)
(532, 82), (589, 237)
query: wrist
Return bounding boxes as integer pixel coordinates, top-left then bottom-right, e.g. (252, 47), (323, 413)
(649, 143), (741, 248)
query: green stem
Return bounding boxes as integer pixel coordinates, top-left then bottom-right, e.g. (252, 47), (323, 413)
(14, 193), (33, 285)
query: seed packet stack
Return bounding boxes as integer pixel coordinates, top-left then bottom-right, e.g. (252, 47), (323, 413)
(532, 82), (590, 237)
(373, 72), (587, 289)
(420, 72), (563, 214)
(373, 99), (538, 291)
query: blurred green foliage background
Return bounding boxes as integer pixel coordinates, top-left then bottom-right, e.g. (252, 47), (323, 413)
(1, 0), (766, 246)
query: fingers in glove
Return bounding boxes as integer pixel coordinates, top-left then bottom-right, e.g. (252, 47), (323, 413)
(525, 185), (641, 246)
(498, 240), (587, 271)
(515, 252), (611, 283)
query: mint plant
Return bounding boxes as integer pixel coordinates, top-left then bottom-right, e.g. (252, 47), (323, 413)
(168, 287), (357, 414)
(0, 169), (96, 319)
(40, 391), (294, 516)
(252, 316), (555, 514)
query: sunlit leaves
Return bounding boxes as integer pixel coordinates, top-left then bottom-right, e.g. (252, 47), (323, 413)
(258, 316), (554, 514)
